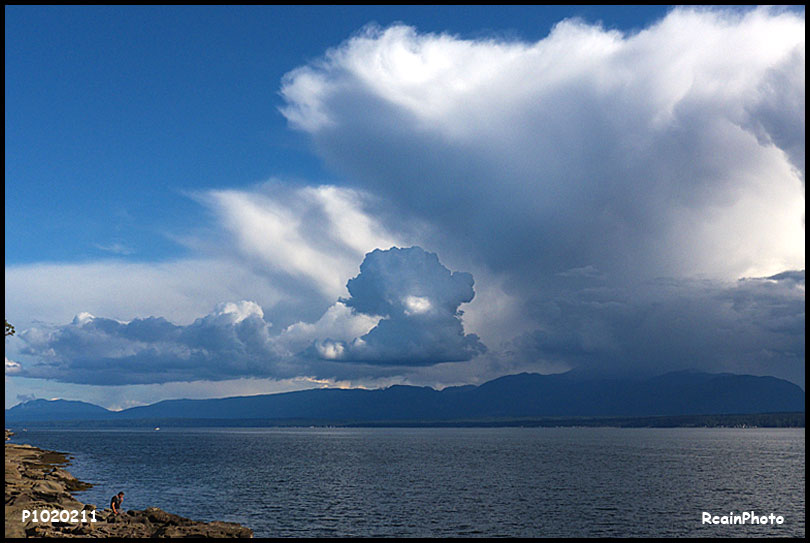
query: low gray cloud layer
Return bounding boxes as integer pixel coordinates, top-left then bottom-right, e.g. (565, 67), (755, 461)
(502, 271), (805, 384)
(17, 302), (277, 385)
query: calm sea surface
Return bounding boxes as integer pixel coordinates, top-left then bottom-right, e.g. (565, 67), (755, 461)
(9, 427), (804, 537)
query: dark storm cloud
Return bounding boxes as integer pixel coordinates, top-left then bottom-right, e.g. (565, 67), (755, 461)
(504, 271), (805, 386)
(312, 246), (486, 365)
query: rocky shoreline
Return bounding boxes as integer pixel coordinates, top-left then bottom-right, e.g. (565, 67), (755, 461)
(5, 430), (253, 538)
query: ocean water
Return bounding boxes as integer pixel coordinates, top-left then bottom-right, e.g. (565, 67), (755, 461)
(9, 427), (804, 538)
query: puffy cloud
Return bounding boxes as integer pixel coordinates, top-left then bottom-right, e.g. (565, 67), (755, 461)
(10, 247), (486, 384)
(16, 301), (278, 385)
(312, 246), (486, 365)
(281, 8), (804, 284)
(276, 302), (379, 357)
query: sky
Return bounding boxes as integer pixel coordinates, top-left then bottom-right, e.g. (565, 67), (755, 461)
(5, 5), (805, 410)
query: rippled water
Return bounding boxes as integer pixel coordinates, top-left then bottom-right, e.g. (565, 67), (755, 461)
(10, 427), (804, 537)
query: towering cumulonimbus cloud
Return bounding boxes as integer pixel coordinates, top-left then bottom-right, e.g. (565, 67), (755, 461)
(4, 7), (805, 392)
(313, 246), (486, 365)
(279, 7), (804, 386)
(280, 8), (805, 285)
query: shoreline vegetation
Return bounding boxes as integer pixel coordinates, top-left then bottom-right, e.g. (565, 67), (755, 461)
(6, 411), (805, 430)
(4, 430), (253, 538)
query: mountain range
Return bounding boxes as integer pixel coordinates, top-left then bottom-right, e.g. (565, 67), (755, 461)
(5, 370), (804, 426)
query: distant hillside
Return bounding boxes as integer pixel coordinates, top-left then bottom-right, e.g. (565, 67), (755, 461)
(4, 399), (114, 422)
(5, 370), (805, 425)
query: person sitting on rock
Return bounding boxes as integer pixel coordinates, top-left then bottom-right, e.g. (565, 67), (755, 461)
(110, 492), (125, 515)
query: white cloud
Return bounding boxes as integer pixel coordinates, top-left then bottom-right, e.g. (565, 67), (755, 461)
(214, 301), (265, 323)
(280, 8), (805, 284)
(6, 182), (404, 339)
(201, 182), (399, 298)
(5, 357), (22, 374)
(404, 295), (432, 316)
(9, 246), (489, 384)
(276, 302), (379, 357)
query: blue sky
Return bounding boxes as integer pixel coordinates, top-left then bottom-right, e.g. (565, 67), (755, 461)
(5, 6), (805, 409)
(6, 5), (673, 265)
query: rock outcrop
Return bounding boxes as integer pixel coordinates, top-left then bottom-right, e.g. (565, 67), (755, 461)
(5, 432), (252, 538)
